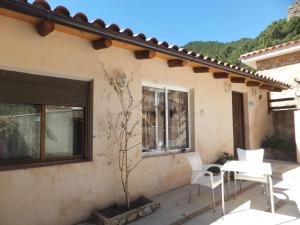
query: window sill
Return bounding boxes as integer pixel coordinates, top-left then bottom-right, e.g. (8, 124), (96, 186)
(0, 158), (92, 172)
(142, 149), (194, 158)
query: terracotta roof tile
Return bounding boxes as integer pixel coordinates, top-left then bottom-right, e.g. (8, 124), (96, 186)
(169, 45), (179, 51)
(73, 12), (88, 24)
(91, 19), (106, 29)
(158, 41), (169, 48)
(53, 6), (70, 17)
(120, 28), (133, 36)
(32, 0), (50, 11)
(133, 33), (146, 41)
(0, 0), (290, 88)
(105, 24), (120, 33)
(146, 37), (158, 45)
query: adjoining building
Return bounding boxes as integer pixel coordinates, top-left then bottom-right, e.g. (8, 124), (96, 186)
(241, 39), (300, 163)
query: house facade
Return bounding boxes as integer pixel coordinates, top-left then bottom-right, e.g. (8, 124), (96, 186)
(241, 39), (300, 163)
(0, 1), (288, 225)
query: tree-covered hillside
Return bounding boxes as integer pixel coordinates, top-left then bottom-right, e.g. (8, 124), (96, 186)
(184, 17), (300, 69)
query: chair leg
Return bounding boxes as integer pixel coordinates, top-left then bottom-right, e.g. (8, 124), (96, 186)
(239, 180), (242, 191)
(261, 183), (265, 194)
(189, 184), (192, 203)
(211, 188), (216, 212)
(198, 185), (201, 197)
(234, 178), (237, 199)
(266, 181), (270, 206)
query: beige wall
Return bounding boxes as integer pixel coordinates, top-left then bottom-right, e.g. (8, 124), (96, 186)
(0, 15), (273, 225)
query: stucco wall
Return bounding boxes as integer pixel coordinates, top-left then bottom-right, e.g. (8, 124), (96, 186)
(0, 15), (273, 225)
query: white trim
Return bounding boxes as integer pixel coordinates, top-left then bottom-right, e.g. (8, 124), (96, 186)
(141, 81), (189, 92)
(142, 82), (191, 153)
(142, 149), (193, 157)
(155, 90), (159, 148)
(165, 87), (169, 149)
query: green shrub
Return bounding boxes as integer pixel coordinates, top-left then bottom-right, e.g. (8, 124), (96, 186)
(261, 135), (295, 152)
(215, 152), (235, 165)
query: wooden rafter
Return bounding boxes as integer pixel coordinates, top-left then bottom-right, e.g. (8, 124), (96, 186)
(260, 84), (273, 90)
(270, 97), (294, 102)
(231, 77), (246, 83)
(134, 50), (156, 60)
(213, 72), (229, 79)
(272, 87), (283, 92)
(193, 66), (209, 73)
(36, 20), (55, 37)
(167, 59), (186, 67)
(246, 81), (260, 87)
(271, 105), (297, 110)
(92, 38), (112, 50)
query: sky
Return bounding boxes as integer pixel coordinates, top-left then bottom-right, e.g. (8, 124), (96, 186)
(36, 0), (294, 46)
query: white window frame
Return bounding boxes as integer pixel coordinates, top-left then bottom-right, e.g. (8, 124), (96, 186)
(142, 81), (191, 154)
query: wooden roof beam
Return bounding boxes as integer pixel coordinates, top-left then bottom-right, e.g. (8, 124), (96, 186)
(193, 66), (210, 73)
(231, 77), (246, 83)
(213, 72), (229, 79)
(167, 59), (187, 67)
(134, 50), (156, 60)
(92, 38), (112, 50)
(272, 87), (283, 92)
(36, 20), (55, 37)
(246, 81), (261, 87)
(260, 84), (273, 91)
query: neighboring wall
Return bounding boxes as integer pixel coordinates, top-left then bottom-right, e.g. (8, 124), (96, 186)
(256, 51), (300, 85)
(0, 16), (272, 225)
(256, 50), (300, 162)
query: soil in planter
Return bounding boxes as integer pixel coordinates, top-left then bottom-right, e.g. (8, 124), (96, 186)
(98, 197), (152, 218)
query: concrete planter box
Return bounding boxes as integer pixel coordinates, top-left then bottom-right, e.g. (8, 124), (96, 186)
(92, 197), (160, 225)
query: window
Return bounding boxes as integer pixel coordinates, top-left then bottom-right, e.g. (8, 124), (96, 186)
(142, 85), (189, 152)
(0, 69), (92, 169)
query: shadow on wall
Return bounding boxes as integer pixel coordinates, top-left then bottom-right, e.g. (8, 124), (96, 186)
(261, 110), (296, 162)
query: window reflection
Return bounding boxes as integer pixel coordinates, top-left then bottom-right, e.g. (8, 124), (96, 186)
(0, 103), (41, 161)
(45, 106), (84, 159)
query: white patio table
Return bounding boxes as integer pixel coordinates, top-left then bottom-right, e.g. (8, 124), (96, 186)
(221, 160), (274, 215)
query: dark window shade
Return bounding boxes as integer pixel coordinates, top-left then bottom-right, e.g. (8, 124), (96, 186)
(0, 69), (89, 106)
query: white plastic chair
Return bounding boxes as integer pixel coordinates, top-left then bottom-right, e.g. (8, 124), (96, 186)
(187, 152), (222, 211)
(234, 148), (269, 201)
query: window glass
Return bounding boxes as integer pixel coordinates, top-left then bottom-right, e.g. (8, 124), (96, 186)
(142, 87), (166, 150)
(45, 106), (84, 159)
(142, 86), (189, 152)
(0, 103), (41, 161)
(142, 87), (156, 150)
(168, 90), (189, 149)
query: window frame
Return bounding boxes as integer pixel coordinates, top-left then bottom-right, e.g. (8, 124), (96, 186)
(142, 81), (191, 154)
(0, 70), (93, 171)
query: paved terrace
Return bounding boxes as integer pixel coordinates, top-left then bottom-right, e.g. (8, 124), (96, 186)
(79, 160), (300, 225)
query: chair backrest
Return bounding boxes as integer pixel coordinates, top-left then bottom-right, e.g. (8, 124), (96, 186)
(187, 152), (203, 171)
(237, 148), (264, 162)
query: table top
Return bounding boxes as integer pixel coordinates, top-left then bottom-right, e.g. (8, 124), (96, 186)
(221, 160), (272, 175)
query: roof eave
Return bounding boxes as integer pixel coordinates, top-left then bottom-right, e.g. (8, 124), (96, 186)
(0, 0), (290, 89)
